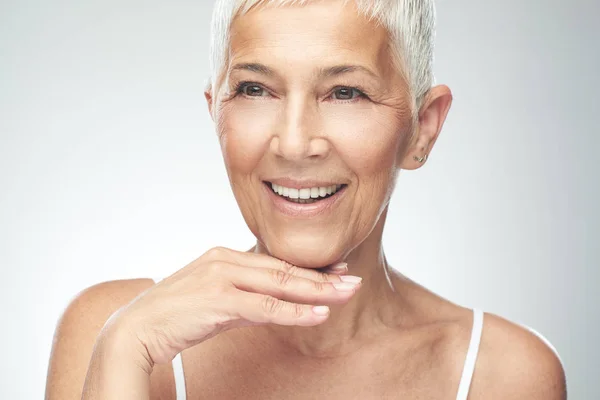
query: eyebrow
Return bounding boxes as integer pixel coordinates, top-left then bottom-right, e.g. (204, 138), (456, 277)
(230, 62), (380, 79)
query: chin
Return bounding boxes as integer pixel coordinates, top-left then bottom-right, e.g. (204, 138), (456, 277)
(262, 234), (346, 269)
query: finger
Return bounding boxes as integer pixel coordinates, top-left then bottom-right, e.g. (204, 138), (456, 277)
(220, 248), (350, 283)
(222, 263), (361, 305)
(163, 247), (350, 286)
(234, 290), (331, 327)
(317, 262), (348, 275)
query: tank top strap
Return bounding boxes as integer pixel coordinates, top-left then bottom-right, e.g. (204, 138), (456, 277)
(172, 352), (187, 400)
(455, 308), (484, 400)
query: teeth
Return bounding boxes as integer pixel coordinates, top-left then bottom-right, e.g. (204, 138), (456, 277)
(299, 188), (311, 199)
(270, 183), (343, 200)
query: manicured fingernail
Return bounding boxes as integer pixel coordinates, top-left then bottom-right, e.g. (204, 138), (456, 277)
(340, 275), (362, 284)
(333, 282), (358, 291)
(312, 306), (330, 316)
(330, 262), (348, 272)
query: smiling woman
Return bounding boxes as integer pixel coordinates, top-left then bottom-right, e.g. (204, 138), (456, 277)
(44, 1), (567, 399)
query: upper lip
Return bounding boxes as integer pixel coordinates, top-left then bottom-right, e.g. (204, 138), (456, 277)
(265, 178), (347, 189)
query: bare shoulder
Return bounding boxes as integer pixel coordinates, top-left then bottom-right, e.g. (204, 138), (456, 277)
(45, 278), (156, 400)
(470, 311), (567, 399)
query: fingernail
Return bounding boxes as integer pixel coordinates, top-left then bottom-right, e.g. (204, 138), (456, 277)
(330, 262), (348, 272)
(333, 282), (358, 291)
(340, 275), (362, 284)
(312, 306), (330, 316)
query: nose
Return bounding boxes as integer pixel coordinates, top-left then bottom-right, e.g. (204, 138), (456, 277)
(270, 94), (330, 162)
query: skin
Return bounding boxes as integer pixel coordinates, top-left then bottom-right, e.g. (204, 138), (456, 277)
(45, 1), (567, 399)
(202, 0), (451, 357)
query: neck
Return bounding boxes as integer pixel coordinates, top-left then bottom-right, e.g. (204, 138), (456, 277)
(249, 208), (407, 358)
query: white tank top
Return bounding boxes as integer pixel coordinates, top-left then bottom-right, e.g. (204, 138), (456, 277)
(171, 308), (484, 400)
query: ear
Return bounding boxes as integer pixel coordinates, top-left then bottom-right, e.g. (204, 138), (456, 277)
(400, 85), (453, 170)
(204, 84), (214, 122)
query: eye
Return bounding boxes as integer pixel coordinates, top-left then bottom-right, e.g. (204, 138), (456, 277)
(235, 82), (269, 97)
(331, 87), (366, 101)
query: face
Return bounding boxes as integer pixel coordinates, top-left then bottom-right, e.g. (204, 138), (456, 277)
(206, 0), (440, 268)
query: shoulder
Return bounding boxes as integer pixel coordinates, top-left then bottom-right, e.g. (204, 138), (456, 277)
(53, 278), (157, 339)
(46, 278), (156, 399)
(470, 311), (567, 399)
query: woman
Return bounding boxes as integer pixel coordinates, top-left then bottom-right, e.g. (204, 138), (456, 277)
(46, 0), (567, 398)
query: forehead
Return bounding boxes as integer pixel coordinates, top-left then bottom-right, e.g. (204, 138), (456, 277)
(228, 1), (395, 77)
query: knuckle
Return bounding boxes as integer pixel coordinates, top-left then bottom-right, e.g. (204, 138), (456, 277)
(261, 295), (282, 315)
(312, 280), (325, 293)
(318, 271), (331, 282)
(291, 303), (305, 318)
(205, 246), (227, 260)
(280, 260), (296, 274)
(272, 269), (292, 288)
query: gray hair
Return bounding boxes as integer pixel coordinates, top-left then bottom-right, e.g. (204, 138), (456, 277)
(207, 0), (436, 114)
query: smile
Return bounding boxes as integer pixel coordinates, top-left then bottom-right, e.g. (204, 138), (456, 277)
(268, 182), (344, 204)
(262, 180), (348, 218)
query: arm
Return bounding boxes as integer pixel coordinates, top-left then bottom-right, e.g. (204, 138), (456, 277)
(81, 313), (153, 399)
(46, 248), (359, 399)
(45, 279), (155, 400)
(508, 330), (567, 399)
(472, 313), (567, 399)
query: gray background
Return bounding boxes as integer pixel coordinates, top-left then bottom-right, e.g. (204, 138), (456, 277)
(1, 0), (598, 398)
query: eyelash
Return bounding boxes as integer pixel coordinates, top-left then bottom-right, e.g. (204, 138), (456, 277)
(232, 81), (370, 102)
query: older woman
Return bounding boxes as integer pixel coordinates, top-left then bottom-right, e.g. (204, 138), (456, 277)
(46, 0), (566, 399)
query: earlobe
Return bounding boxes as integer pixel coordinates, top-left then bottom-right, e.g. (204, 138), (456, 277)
(413, 153), (428, 163)
(399, 85), (453, 170)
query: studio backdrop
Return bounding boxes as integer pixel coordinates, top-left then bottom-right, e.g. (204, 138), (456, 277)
(0, 0), (598, 398)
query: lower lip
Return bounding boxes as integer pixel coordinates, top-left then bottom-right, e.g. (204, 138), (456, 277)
(262, 182), (347, 218)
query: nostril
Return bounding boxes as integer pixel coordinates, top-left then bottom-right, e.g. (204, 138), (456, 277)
(271, 134), (331, 161)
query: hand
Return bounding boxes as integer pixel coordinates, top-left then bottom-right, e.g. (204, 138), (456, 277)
(105, 247), (362, 368)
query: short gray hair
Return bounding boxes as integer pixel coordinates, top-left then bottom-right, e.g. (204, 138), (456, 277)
(207, 0), (436, 113)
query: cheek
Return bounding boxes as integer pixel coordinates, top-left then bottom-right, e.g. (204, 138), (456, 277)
(218, 100), (279, 173)
(321, 105), (405, 178)
(218, 99), (408, 182)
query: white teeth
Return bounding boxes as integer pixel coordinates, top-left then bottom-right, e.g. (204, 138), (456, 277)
(269, 182), (343, 200)
(299, 188), (311, 199)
